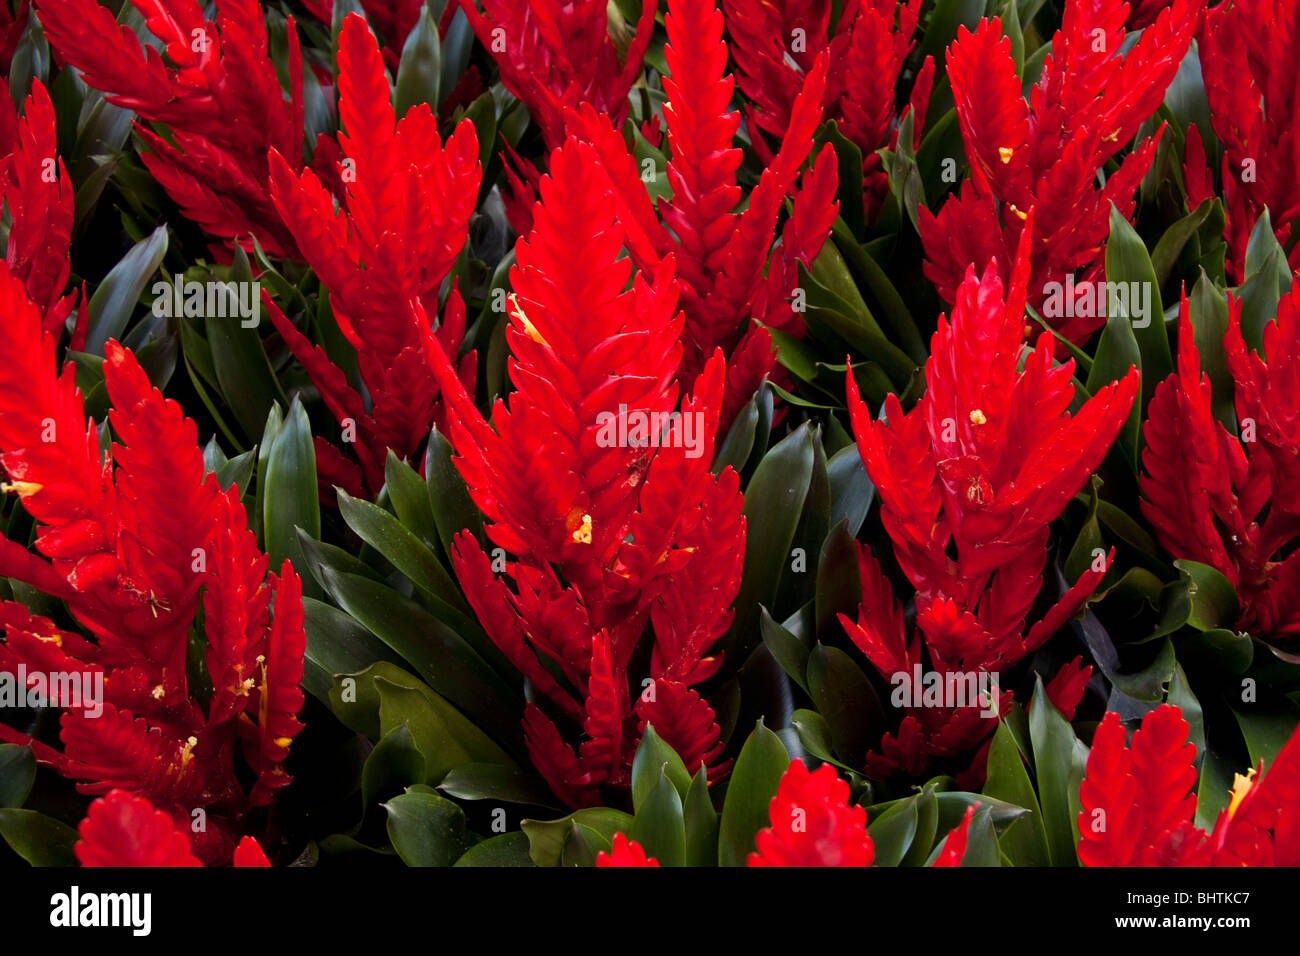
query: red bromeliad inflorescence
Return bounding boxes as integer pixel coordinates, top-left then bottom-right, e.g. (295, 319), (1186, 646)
(0, 263), (306, 866)
(920, 0), (1199, 345)
(267, 14), (482, 500)
(75, 789), (271, 866)
(558, 0), (839, 429)
(37, 0), (308, 258)
(1186, 0), (1300, 282)
(843, 228), (1138, 779)
(723, 0), (933, 224)
(0, 77), (81, 347)
(1140, 286), (1300, 641)
(1078, 704), (1300, 865)
(458, 0), (656, 152)
(422, 134), (744, 809)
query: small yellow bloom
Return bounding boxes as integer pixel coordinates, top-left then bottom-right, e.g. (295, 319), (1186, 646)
(998, 146), (1015, 164)
(969, 409), (987, 425)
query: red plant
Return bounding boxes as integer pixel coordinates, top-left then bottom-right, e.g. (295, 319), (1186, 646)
(1078, 704), (1300, 865)
(1188, 0), (1300, 281)
(0, 77), (81, 346)
(1140, 287), (1300, 641)
(748, 760), (875, 866)
(458, 0), (655, 151)
(422, 135), (744, 808)
(596, 832), (660, 867)
(37, 0), (307, 256)
(267, 14), (482, 498)
(561, 0), (838, 427)
(723, 0), (934, 223)
(75, 789), (270, 866)
(0, 262), (306, 865)
(843, 231), (1137, 777)
(919, 0), (1199, 344)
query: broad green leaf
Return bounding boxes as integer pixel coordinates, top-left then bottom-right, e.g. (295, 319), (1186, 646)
(521, 808), (634, 867)
(0, 809), (78, 866)
(1028, 677), (1080, 866)
(631, 725), (692, 810)
(85, 224), (167, 354)
(454, 831), (534, 867)
(629, 765), (686, 867)
(263, 397), (321, 600)
(983, 721), (1049, 866)
(683, 766), (719, 867)
(807, 643), (882, 768)
(718, 721), (789, 867)
(0, 745), (35, 809)
(394, 6), (440, 115)
(384, 788), (473, 866)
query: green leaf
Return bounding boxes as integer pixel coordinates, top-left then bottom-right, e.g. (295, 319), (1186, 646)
(318, 566), (519, 745)
(85, 224), (167, 354)
(631, 725), (692, 810)
(866, 794), (919, 867)
(262, 397), (321, 599)
(1105, 204), (1170, 409)
(0, 809), (78, 866)
(384, 788), (473, 866)
(0, 745), (35, 808)
(815, 519), (862, 639)
(361, 722), (425, 817)
(394, 5), (440, 115)
(1232, 701), (1300, 768)
(724, 424), (816, 663)
(814, 121), (865, 239)
(521, 808), (634, 867)
(437, 763), (556, 807)
(629, 765), (686, 867)
(1028, 677), (1080, 866)
(384, 451), (442, 554)
(336, 488), (469, 615)
(683, 766), (719, 867)
(827, 442), (874, 538)
(807, 643), (882, 768)
(454, 832), (534, 867)
(425, 425), (486, 554)
(1174, 560), (1241, 631)
(982, 721), (1050, 866)
(1188, 271), (1234, 426)
(375, 676), (516, 784)
(718, 720), (789, 867)
(1150, 198), (1214, 287)
(207, 253), (289, 439)
(301, 595), (403, 705)
(760, 606), (810, 695)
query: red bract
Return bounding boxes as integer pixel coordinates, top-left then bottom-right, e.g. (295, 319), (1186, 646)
(75, 789), (271, 866)
(1189, 0), (1300, 281)
(747, 760), (976, 866)
(0, 78), (80, 345)
(267, 14), (481, 499)
(1078, 704), (1300, 866)
(596, 832), (659, 867)
(0, 263), (306, 865)
(458, 0), (655, 150)
(422, 135), (743, 808)
(748, 760), (874, 866)
(37, 0), (306, 256)
(562, 0), (838, 426)
(919, 0), (1199, 344)
(1140, 287), (1300, 640)
(843, 234), (1136, 777)
(723, 0), (933, 222)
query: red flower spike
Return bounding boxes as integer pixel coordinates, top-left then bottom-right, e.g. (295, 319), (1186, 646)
(268, 14), (482, 497)
(558, 0), (837, 425)
(1078, 704), (1300, 866)
(597, 832), (660, 867)
(459, 0), (655, 149)
(423, 136), (742, 807)
(1197, 0), (1300, 280)
(75, 790), (202, 867)
(1141, 287), (1300, 641)
(232, 836), (272, 867)
(38, 0), (306, 255)
(748, 761), (874, 867)
(920, 0), (1200, 344)
(723, 0), (930, 224)
(0, 263), (307, 865)
(845, 237), (1137, 777)
(2, 78), (78, 339)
